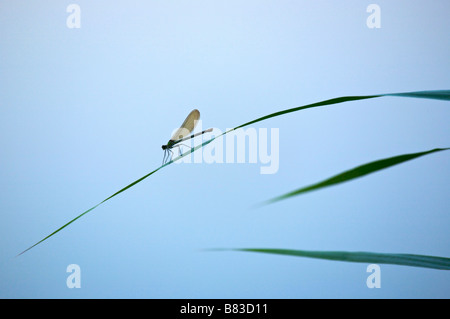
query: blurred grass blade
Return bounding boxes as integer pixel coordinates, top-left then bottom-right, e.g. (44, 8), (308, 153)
(18, 89), (449, 255)
(228, 248), (450, 270)
(387, 90), (450, 101)
(264, 148), (449, 205)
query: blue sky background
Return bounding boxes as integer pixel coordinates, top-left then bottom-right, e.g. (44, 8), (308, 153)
(1, 1), (449, 298)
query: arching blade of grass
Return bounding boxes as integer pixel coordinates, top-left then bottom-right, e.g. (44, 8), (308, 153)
(17, 139), (215, 256)
(387, 90), (450, 101)
(18, 90), (450, 255)
(17, 166), (161, 256)
(234, 90), (450, 130)
(263, 148), (449, 205)
(233, 95), (382, 129)
(222, 248), (450, 270)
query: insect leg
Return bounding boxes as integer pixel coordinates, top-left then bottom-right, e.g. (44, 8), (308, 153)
(162, 149), (167, 165)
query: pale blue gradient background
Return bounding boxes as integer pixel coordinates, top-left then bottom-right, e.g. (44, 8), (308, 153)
(1, 1), (449, 298)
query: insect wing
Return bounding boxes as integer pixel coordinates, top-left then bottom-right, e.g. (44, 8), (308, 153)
(170, 109), (200, 141)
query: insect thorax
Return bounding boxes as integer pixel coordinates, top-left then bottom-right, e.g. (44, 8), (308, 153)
(162, 140), (176, 150)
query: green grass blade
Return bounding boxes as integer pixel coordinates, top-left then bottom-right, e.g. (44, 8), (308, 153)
(17, 138), (218, 256)
(18, 89), (449, 255)
(233, 90), (449, 130)
(264, 148), (450, 205)
(17, 204), (102, 256)
(387, 90), (450, 101)
(233, 95), (382, 130)
(225, 248), (450, 270)
(17, 168), (161, 256)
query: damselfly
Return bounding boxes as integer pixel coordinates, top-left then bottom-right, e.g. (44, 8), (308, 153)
(161, 109), (212, 164)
